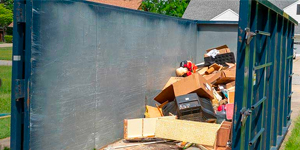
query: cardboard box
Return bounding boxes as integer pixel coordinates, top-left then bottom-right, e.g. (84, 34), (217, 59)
(225, 81), (235, 89)
(204, 45), (231, 57)
(216, 121), (232, 148)
(198, 67), (208, 75)
(154, 73), (214, 103)
(144, 105), (163, 118)
(215, 68), (236, 84)
(204, 72), (222, 84)
(228, 88), (235, 104)
(162, 77), (183, 90)
(153, 77), (182, 105)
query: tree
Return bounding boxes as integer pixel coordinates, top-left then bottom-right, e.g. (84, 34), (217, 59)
(3, 0), (14, 11)
(0, 4), (13, 42)
(140, 0), (190, 18)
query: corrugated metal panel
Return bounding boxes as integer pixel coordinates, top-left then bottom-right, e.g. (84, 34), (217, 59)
(12, 1), (199, 149)
(196, 24), (238, 62)
(232, 0), (296, 149)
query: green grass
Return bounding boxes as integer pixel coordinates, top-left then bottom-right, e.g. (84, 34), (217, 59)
(0, 47), (12, 60)
(0, 66), (12, 139)
(0, 118), (10, 139)
(285, 116), (300, 150)
(0, 66), (12, 114)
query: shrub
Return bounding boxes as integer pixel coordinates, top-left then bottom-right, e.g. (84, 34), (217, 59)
(6, 27), (13, 35)
(4, 35), (12, 43)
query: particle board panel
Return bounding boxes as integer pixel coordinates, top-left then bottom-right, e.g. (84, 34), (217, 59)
(155, 118), (221, 146)
(124, 116), (177, 139)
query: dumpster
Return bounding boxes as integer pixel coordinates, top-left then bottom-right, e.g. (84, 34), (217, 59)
(11, 0), (297, 150)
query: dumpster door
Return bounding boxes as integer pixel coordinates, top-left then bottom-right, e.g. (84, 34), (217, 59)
(232, 0), (297, 150)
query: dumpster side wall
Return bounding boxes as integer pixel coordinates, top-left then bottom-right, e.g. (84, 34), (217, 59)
(196, 24), (238, 62)
(28, 1), (198, 149)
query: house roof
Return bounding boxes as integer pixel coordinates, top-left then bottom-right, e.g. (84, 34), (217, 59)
(182, 0), (240, 20)
(268, 0), (297, 9)
(88, 0), (142, 10)
(8, 23), (13, 28)
(183, 0), (296, 21)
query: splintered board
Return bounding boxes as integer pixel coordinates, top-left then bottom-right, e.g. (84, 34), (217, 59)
(155, 118), (221, 146)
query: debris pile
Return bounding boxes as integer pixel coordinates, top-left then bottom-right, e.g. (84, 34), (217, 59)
(120, 45), (236, 150)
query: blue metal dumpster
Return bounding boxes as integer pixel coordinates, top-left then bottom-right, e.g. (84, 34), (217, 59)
(11, 0), (297, 150)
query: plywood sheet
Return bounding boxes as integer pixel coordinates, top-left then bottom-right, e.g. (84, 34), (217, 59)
(155, 119), (221, 146)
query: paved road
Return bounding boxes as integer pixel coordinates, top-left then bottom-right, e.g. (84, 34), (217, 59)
(0, 60), (12, 66)
(280, 58), (300, 149)
(0, 43), (12, 48)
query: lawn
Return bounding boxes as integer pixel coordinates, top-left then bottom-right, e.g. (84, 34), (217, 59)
(0, 118), (10, 139)
(0, 66), (12, 139)
(0, 47), (12, 60)
(285, 116), (300, 150)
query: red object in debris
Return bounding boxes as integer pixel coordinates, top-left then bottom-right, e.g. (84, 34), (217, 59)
(226, 104), (234, 120)
(186, 71), (192, 76)
(217, 105), (226, 112)
(180, 60), (197, 74)
(187, 61), (192, 69)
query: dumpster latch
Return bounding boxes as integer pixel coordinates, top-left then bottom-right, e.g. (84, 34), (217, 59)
(245, 28), (256, 45)
(14, 79), (25, 100)
(240, 107), (252, 126)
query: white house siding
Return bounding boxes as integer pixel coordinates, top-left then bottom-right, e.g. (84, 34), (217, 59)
(283, 0), (300, 34)
(210, 9), (239, 21)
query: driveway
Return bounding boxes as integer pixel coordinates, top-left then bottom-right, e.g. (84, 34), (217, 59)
(0, 60), (12, 66)
(0, 43), (12, 48)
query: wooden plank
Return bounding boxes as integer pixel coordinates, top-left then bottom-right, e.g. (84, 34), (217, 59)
(155, 119), (221, 146)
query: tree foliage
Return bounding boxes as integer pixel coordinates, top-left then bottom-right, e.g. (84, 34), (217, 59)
(141, 0), (190, 18)
(3, 0), (14, 11)
(0, 4), (13, 28)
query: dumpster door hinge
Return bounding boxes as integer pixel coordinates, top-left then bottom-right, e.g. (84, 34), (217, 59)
(245, 28), (256, 45)
(14, 79), (25, 100)
(240, 107), (252, 126)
